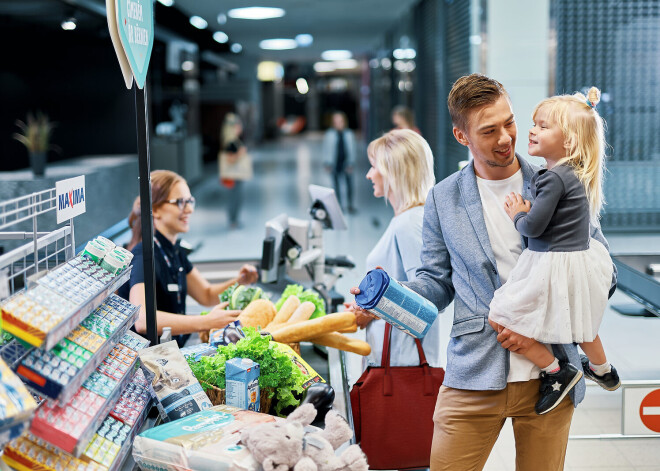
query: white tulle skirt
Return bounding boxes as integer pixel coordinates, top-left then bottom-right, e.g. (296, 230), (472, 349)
(489, 239), (613, 344)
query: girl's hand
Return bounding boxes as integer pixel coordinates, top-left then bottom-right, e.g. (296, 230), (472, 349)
(237, 264), (259, 285)
(504, 192), (531, 221)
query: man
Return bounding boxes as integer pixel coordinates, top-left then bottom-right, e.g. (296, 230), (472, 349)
(323, 111), (357, 213)
(403, 74), (616, 470)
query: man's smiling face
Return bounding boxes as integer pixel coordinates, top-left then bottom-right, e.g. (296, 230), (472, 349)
(454, 95), (518, 178)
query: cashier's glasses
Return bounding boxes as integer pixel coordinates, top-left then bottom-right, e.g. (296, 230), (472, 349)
(165, 197), (196, 211)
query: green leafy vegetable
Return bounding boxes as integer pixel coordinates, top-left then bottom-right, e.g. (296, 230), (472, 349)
(219, 283), (267, 310)
(187, 327), (305, 415)
(275, 284), (326, 319)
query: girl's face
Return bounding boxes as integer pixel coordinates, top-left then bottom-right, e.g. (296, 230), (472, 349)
(528, 106), (567, 165)
(153, 181), (194, 236)
(366, 156), (385, 198)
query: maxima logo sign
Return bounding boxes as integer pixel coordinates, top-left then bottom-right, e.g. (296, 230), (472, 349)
(56, 176), (87, 223)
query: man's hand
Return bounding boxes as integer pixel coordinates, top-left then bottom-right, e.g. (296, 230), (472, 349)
(237, 264), (259, 285)
(202, 302), (240, 330)
(488, 317), (504, 334)
(504, 192), (531, 221)
(496, 327), (534, 354)
(349, 287), (378, 328)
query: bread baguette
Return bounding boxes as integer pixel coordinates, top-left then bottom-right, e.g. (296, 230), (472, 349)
(270, 312), (356, 343)
(337, 322), (358, 334)
(237, 299), (277, 329)
(286, 301), (316, 324)
(310, 332), (371, 356)
(269, 295), (301, 327)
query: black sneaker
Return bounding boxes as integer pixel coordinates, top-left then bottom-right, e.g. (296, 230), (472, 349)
(535, 361), (583, 415)
(580, 355), (621, 391)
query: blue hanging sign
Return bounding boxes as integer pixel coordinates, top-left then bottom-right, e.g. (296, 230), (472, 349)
(111, 0), (154, 89)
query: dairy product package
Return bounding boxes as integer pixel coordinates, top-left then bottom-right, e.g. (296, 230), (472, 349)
(139, 341), (212, 422)
(225, 358), (260, 411)
(132, 404), (276, 471)
(356, 268), (438, 338)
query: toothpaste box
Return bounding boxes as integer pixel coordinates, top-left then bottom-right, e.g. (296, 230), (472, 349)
(225, 358), (260, 411)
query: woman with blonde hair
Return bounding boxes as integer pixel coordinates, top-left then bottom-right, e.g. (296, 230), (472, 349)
(489, 87), (620, 415)
(120, 169), (258, 347)
(352, 129), (442, 368)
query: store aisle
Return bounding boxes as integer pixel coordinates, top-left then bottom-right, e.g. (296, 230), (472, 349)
(182, 133), (660, 470)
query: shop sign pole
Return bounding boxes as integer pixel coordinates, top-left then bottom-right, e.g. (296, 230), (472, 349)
(106, 0), (157, 346)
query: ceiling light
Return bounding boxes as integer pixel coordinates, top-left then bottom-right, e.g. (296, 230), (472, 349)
(333, 59), (358, 70)
(189, 16), (208, 29)
(181, 60), (194, 71)
(217, 13), (227, 24)
(296, 34), (313, 47)
(231, 43), (243, 53)
(157, 0), (174, 6)
(61, 18), (77, 30)
(228, 7), (285, 20)
(393, 48), (416, 59)
(257, 61), (284, 81)
(321, 50), (352, 61)
(259, 39), (297, 50)
(314, 62), (336, 73)
(296, 78), (309, 94)
(213, 31), (229, 43)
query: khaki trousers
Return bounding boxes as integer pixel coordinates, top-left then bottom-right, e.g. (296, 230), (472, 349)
(430, 381), (574, 471)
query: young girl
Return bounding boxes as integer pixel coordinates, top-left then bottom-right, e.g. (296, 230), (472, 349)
(489, 87), (619, 415)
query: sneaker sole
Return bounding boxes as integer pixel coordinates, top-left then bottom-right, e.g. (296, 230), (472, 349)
(583, 372), (621, 391)
(538, 370), (584, 415)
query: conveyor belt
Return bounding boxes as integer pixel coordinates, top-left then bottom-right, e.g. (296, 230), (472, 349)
(612, 254), (660, 317)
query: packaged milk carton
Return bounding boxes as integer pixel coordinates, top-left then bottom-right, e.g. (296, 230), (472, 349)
(225, 358), (260, 411)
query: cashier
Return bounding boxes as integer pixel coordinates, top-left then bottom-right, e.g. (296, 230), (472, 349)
(119, 169), (259, 347)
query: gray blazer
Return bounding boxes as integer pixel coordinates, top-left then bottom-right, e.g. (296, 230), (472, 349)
(406, 155), (617, 406)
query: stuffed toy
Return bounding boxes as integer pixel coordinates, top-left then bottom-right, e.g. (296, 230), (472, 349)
(240, 403), (369, 471)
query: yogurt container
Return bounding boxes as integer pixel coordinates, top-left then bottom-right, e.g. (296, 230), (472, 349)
(112, 247), (134, 264)
(100, 252), (126, 275)
(355, 268), (438, 339)
(82, 242), (106, 265)
(94, 236), (116, 252)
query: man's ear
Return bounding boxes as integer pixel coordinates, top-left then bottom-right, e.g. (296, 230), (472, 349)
(453, 126), (470, 147)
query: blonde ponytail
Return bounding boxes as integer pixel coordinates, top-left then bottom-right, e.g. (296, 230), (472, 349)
(532, 86), (607, 221)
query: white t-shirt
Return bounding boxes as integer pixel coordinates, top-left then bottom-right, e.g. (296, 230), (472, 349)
(476, 169), (549, 382)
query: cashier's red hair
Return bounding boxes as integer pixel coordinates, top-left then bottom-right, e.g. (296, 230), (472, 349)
(127, 170), (185, 251)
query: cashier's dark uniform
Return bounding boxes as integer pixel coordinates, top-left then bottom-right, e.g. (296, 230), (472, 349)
(118, 230), (193, 347)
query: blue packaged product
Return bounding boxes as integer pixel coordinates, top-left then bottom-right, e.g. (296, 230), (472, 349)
(225, 358), (260, 411)
(355, 268), (438, 338)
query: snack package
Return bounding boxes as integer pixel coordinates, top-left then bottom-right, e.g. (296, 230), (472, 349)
(132, 404), (275, 471)
(139, 341), (212, 422)
(180, 343), (218, 362)
(272, 342), (324, 390)
(0, 357), (38, 432)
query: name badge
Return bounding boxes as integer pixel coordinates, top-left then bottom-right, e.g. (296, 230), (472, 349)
(167, 283), (179, 292)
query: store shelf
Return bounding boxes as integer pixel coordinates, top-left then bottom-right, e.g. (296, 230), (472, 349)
(29, 333), (146, 457)
(14, 298), (139, 404)
(1, 263), (132, 350)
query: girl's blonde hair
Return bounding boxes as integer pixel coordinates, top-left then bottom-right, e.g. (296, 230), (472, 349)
(533, 87), (607, 220)
(221, 113), (242, 147)
(367, 129), (435, 212)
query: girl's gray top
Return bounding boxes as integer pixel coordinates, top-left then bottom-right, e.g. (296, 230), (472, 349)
(514, 164), (591, 252)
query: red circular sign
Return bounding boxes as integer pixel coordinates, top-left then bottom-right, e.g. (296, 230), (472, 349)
(639, 389), (660, 433)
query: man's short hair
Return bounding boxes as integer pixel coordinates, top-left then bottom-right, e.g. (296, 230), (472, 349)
(447, 74), (509, 131)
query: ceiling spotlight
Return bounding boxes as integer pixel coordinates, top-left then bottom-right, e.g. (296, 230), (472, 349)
(296, 78), (309, 94)
(181, 60), (194, 71)
(217, 13), (227, 25)
(296, 34), (313, 47)
(321, 50), (352, 61)
(157, 0), (174, 6)
(259, 39), (298, 50)
(314, 62), (336, 73)
(189, 16), (208, 29)
(213, 31), (229, 43)
(61, 17), (77, 31)
(393, 48), (416, 59)
(231, 43), (243, 53)
(333, 59), (359, 70)
(228, 7), (285, 20)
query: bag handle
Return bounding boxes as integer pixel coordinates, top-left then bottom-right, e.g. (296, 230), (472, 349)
(381, 323), (434, 396)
